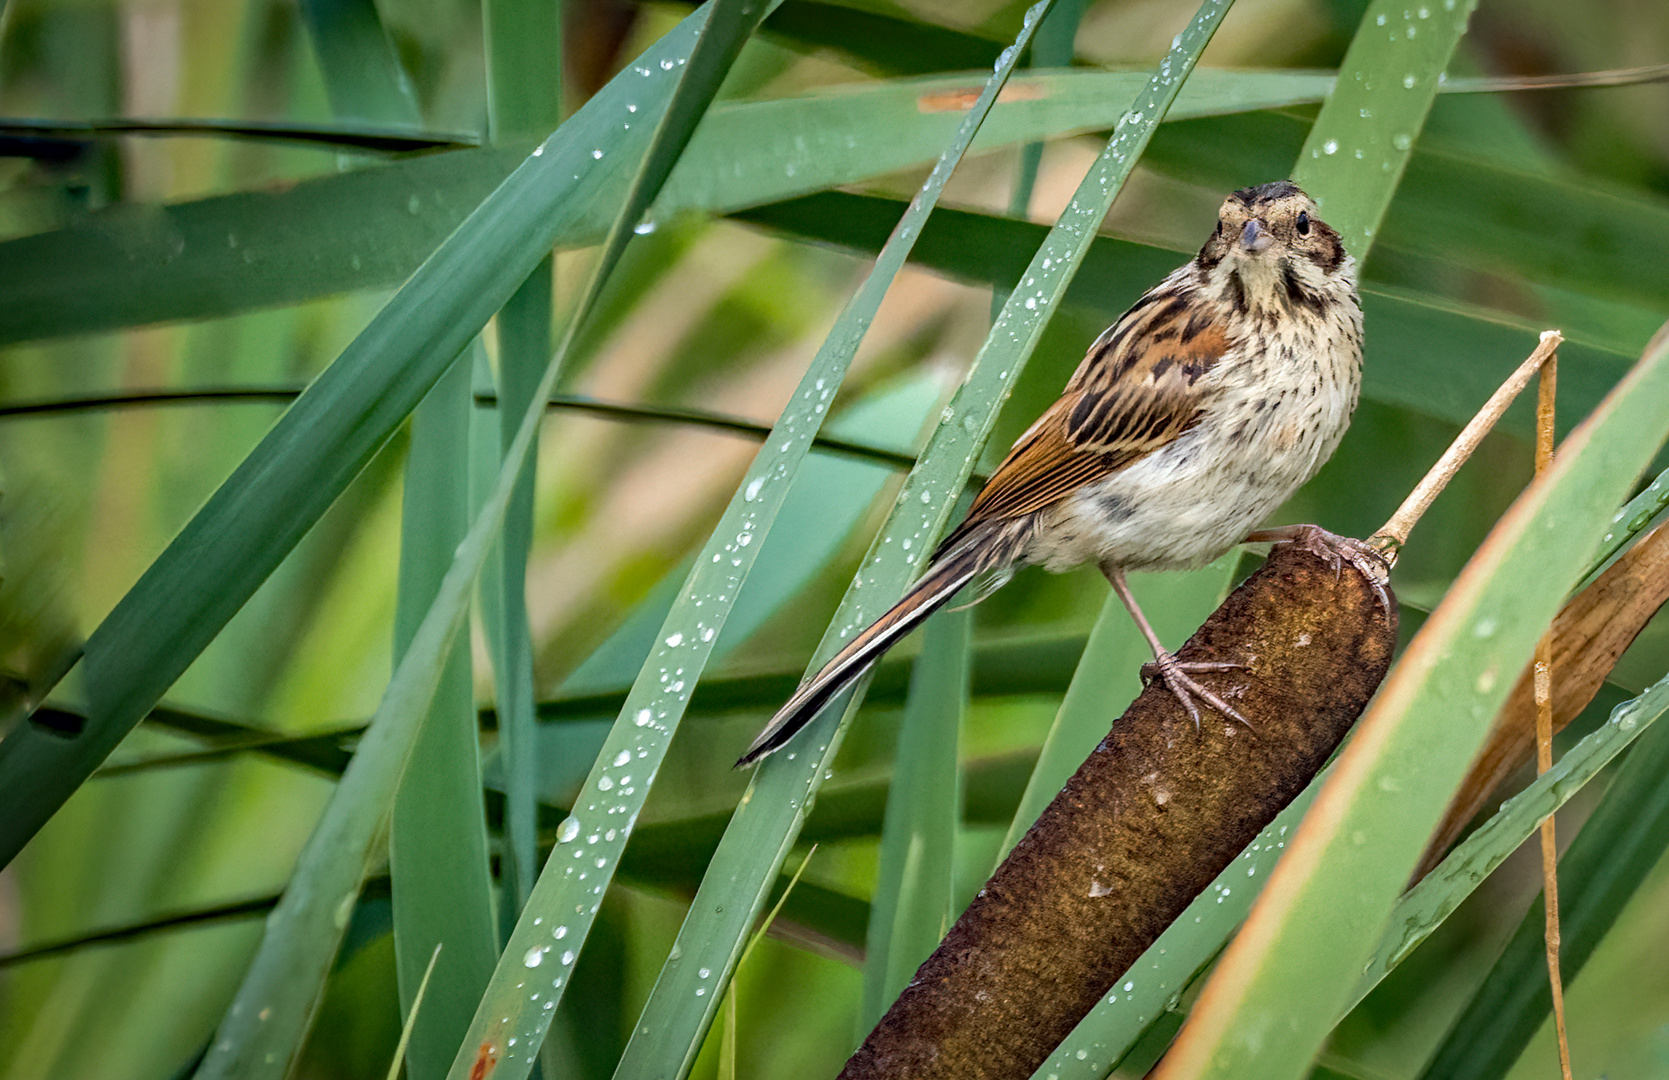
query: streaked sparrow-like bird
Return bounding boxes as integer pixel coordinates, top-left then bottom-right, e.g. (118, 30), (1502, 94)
(740, 180), (1370, 767)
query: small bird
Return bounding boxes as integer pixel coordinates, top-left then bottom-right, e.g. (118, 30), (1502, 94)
(739, 180), (1368, 767)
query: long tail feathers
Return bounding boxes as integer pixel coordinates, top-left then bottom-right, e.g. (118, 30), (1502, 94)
(735, 543), (985, 767)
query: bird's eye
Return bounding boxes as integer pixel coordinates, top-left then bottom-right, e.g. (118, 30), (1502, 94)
(1295, 210), (1311, 236)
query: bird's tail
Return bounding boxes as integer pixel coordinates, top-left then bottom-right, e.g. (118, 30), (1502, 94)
(736, 541), (986, 767)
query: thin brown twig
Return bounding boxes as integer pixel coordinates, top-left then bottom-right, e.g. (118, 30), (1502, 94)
(1369, 331), (1563, 565)
(1449, 61), (1669, 92)
(1534, 354), (1574, 1080)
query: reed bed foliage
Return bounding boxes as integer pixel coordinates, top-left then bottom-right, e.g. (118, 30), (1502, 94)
(1, 1), (1668, 1079)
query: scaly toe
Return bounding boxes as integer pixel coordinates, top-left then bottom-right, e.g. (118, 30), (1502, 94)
(1331, 538), (1393, 616)
(1146, 652), (1252, 731)
(1139, 659), (1244, 683)
(1253, 524), (1393, 618)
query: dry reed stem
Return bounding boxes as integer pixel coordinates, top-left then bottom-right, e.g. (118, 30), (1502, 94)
(1533, 354), (1574, 1080)
(1370, 330), (1563, 562)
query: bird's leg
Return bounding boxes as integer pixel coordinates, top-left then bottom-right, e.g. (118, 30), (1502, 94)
(1246, 524), (1392, 615)
(1102, 565), (1250, 729)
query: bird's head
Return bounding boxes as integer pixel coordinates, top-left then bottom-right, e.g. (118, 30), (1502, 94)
(1196, 181), (1354, 320)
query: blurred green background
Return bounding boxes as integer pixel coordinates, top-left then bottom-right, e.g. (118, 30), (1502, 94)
(0, 0), (1666, 1078)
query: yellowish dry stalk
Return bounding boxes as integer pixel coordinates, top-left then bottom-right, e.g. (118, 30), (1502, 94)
(1369, 330), (1563, 565)
(1533, 356), (1574, 1080)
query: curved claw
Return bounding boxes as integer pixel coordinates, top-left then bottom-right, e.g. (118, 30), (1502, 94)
(1142, 651), (1253, 730)
(1247, 524), (1393, 616)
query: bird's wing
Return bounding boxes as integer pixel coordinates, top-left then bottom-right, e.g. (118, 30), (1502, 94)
(950, 288), (1234, 532)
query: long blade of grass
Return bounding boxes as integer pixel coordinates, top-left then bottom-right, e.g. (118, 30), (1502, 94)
(481, 0), (565, 924)
(445, 11), (1052, 1079)
(192, 0), (764, 1074)
(296, 0), (422, 124)
(999, 0), (1091, 237)
(0, 116), (474, 152)
(391, 349), (501, 1080)
(293, 8), (502, 1078)
(295, 0), (420, 122)
(484, 316), (546, 921)
(611, 4), (1236, 1076)
(862, 606), (970, 1031)
(0, 2), (718, 869)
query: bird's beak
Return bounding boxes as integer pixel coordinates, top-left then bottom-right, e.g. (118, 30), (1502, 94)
(1239, 218), (1273, 253)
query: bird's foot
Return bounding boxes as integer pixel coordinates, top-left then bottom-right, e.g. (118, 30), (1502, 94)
(1139, 653), (1251, 730)
(1247, 524), (1393, 616)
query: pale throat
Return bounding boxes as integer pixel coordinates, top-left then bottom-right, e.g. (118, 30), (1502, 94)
(1204, 250), (1335, 321)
